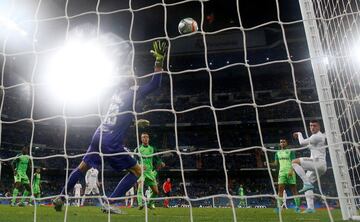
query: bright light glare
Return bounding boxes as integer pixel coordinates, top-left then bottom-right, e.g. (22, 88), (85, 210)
(0, 16), (27, 36)
(47, 39), (115, 103)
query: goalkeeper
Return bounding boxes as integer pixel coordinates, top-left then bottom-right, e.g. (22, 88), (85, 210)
(265, 138), (301, 213)
(135, 132), (165, 210)
(53, 40), (168, 213)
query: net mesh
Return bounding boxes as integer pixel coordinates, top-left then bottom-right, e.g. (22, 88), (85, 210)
(0, 0), (359, 221)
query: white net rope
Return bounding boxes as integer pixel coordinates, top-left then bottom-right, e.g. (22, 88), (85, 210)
(0, 0), (359, 222)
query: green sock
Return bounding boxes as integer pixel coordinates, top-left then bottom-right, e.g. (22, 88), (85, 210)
(294, 197), (300, 207)
(137, 186), (143, 206)
(20, 190), (29, 204)
(11, 188), (19, 205)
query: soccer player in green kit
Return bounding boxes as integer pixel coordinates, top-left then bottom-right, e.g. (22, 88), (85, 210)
(11, 146), (31, 206)
(136, 132), (165, 210)
(33, 168), (41, 200)
(237, 184), (246, 208)
(266, 138), (301, 213)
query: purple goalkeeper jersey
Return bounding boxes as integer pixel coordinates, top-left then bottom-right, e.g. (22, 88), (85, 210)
(83, 73), (161, 170)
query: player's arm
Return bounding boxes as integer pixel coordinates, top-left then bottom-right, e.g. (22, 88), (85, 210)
(264, 152), (278, 168)
(162, 182), (167, 193)
(136, 40), (168, 98)
(11, 156), (19, 175)
(293, 132), (310, 146)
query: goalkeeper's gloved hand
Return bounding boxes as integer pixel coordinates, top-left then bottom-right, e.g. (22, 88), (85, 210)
(150, 40), (168, 68)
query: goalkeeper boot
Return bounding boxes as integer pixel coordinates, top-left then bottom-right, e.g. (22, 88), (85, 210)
(294, 207), (301, 213)
(302, 208), (315, 214)
(138, 205), (144, 210)
(53, 197), (64, 212)
(298, 183), (314, 193)
(101, 205), (125, 214)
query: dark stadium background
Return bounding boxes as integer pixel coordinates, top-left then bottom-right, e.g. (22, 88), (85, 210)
(0, 0), (337, 208)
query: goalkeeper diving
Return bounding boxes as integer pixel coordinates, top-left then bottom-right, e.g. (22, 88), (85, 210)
(53, 40), (168, 214)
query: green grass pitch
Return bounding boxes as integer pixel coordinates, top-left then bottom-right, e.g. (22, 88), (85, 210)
(0, 205), (352, 222)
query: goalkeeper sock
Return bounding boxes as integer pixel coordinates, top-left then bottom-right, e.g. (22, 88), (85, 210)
(20, 190), (29, 204)
(137, 186), (143, 206)
(294, 197), (300, 207)
(61, 167), (84, 196)
(11, 188), (19, 205)
(110, 173), (137, 198)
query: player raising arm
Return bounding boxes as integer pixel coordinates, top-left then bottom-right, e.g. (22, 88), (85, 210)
(53, 40), (168, 214)
(292, 120), (327, 213)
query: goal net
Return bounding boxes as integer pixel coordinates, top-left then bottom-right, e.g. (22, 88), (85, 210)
(0, 0), (359, 221)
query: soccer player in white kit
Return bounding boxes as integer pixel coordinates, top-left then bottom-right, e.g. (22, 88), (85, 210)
(125, 187), (134, 208)
(81, 167), (103, 206)
(74, 181), (82, 207)
(292, 120), (327, 213)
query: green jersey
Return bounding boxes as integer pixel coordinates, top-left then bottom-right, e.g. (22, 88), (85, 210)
(136, 145), (162, 172)
(14, 154), (30, 174)
(275, 149), (295, 174)
(33, 173), (41, 186)
(238, 187), (244, 196)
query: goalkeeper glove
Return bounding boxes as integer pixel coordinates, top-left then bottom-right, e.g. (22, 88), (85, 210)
(150, 40), (168, 68)
(136, 119), (150, 128)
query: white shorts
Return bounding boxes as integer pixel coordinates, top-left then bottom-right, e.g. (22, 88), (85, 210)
(300, 158), (327, 183)
(84, 185), (100, 195)
(75, 193), (81, 198)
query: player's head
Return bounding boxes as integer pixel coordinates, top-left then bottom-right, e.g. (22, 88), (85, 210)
(309, 119), (321, 134)
(167, 178), (171, 182)
(279, 138), (288, 149)
(36, 168), (41, 173)
(21, 145), (29, 155)
(141, 132), (150, 146)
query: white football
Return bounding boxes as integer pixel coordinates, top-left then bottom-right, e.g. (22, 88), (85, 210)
(178, 18), (198, 34)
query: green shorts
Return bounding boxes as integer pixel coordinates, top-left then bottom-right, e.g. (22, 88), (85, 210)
(278, 173), (296, 185)
(33, 185), (40, 194)
(138, 171), (157, 187)
(14, 172), (30, 185)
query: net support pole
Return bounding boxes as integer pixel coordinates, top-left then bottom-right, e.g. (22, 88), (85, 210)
(298, 0), (358, 220)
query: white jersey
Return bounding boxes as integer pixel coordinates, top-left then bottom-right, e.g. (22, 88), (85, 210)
(126, 187), (134, 196)
(74, 183), (82, 196)
(297, 131), (326, 162)
(86, 168), (99, 187)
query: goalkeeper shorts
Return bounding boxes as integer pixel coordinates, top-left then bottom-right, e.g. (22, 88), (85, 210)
(14, 172), (30, 185)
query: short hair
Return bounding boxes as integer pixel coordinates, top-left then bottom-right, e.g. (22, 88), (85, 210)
(310, 119), (320, 124)
(279, 137), (288, 142)
(141, 132), (149, 136)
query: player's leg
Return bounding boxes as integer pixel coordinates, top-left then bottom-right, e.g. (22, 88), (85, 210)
(11, 181), (22, 206)
(137, 180), (144, 209)
(292, 158), (314, 192)
(275, 183), (285, 213)
(19, 182), (31, 206)
(109, 157), (140, 199)
(53, 161), (90, 211)
(289, 184), (301, 213)
(81, 186), (91, 206)
(302, 165), (326, 213)
(93, 186), (103, 206)
(148, 183), (159, 209)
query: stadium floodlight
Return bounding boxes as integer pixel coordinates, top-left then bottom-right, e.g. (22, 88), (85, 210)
(46, 38), (116, 104)
(0, 15), (27, 36)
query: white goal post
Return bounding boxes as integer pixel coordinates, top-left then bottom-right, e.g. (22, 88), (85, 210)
(298, 0), (360, 220)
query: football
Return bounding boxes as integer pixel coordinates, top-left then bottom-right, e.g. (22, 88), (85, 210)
(178, 17), (198, 34)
